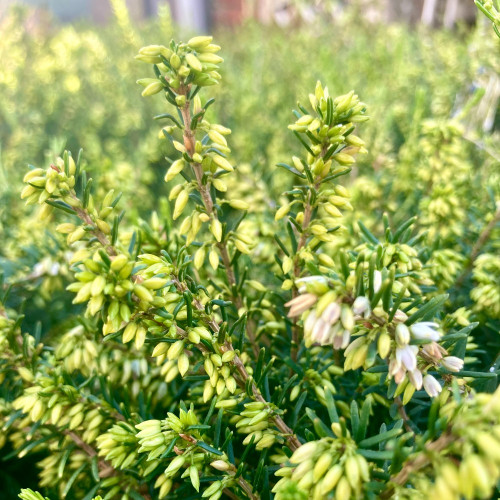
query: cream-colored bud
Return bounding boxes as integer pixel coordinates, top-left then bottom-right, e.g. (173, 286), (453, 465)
(212, 155), (233, 172)
(167, 340), (185, 361)
(313, 453), (333, 482)
(290, 441), (318, 464)
(173, 189), (189, 220)
(165, 159), (185, 182)
(185, 53), (202, 72)
(194, 247), (206, 269)
(229, 199), (249, 210)
(210, 219), (223, 242)
(209, 249), (219, 270)
(178, 353), (189, 377)
(321, 464), (343, 493)
(212, 178), (227, 192)
(275, 204), (290, 221)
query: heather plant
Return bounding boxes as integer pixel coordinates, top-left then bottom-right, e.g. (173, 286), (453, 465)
(0, 22), (499, 500)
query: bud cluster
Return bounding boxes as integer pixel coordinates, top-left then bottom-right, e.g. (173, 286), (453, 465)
(286, 274), (465, 402)
(134, 407), (232, 498)
(471, 252), (500, 318)
(229, 401), (279, 450)
(274, 429), (370, 499)
(394, 387), (500, 499)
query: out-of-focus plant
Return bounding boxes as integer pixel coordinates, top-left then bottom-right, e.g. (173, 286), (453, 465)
(0, 19), (498, 499)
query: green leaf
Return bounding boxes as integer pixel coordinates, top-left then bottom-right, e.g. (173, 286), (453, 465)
(197, 441), (223, 456)
(405, 294), (448, 325)
(324, 387), (339, 424)
(358, 221), (379, 245)
(358, 427), (402, 448)
(45, 200), (76, 214)
(356, 397), (372, 442)
(62, 463), (87, 498)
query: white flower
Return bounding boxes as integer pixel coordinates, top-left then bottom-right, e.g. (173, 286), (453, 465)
(410, 322), (441, 342)
(311, 318), (332, 345)
(395, 324), (410, 347)
(408, 369), (423, 390)
(333, 329), (350, 350)
(304, 310), (318, 337)
(423, 374), (442, 397)
(352, 296), (371, 318)
(395, 345), (418, 372)
(441, 356), (464, 373)
(373, 270), (382, 293)
(321, 302), (341, 325)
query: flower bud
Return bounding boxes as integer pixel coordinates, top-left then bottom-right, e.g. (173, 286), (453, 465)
(187, 36), (213, 49)
(395, 324), (410, 346)
(142, 81), (164, 97)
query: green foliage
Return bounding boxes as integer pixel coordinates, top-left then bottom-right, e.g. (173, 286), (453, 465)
(0, 4), (499, 500)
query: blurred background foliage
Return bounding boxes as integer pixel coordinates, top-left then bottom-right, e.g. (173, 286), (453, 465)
(0, 0), (499, 496)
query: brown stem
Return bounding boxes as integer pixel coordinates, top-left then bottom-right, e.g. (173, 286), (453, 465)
(64, 430), (116, 479)
(379, 433), (454, 499)
(236, 475), (260, 500)
(63, 430), (152, 499)
(172, 276), (301, 451)
(395, 396), (413, 434)
(456, 203), (500, 287)
(74, 204), (116, 256)
(290, 183), (319, 362)
(223, 489), (240, 500)
(178, 87), (259, 357)
(227, 341), (301, 450)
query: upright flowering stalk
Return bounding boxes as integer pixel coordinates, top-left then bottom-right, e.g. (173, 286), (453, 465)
(136, 37), (264, 355)
(276, 81), (368, 358)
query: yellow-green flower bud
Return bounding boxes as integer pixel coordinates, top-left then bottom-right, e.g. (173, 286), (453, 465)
(142, 81), (164, 97)
(175, 95), (186, 107)
(187, 36), (213, 49)
(165, 159), (185, 182)
(210, 219), (222, 242)
(333, 153), (356, 166)
(134, 284), (154, 302)
(198, 53), (224, 64)
(170, 53), (181, 69)
(212, 155), (233, 172)
(185, 53), (203, 72)
(173, 189), (189, 220)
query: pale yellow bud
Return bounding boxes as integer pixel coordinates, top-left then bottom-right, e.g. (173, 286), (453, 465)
(210, 219), (223, 242)
(173, 189), (189, 220)
(142, 81), (164, 97)
(185, 53), (203, 72)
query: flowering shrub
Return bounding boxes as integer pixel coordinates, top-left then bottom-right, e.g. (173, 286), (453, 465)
(1, 8), (499, 500)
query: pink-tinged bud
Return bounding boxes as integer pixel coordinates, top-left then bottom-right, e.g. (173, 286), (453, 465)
(321, 302), (341, 324)
(422, 342), (444, 360)
(285, 293), (318, 317)
(423, 374), (442, 398)
(352, 296), (371, 318)
(441, 356), (464, 373)
(392, 309), (408, 323)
